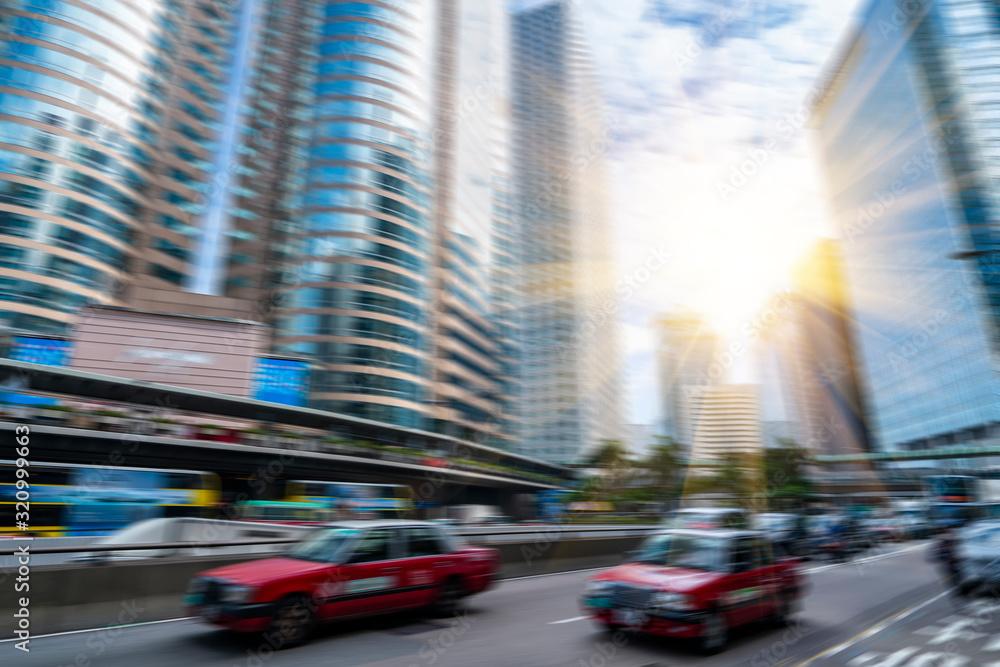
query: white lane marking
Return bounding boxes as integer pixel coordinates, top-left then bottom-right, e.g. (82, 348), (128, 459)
(4, 545), (928, 643)
(506, 567), (606, 582)
(0, 616), (196, 643)
(925, 616), (986, 645)
(548, 615), (588, 625)
(0, 567), (606, 642)
(800, 590), (950, 664)
(804, 543), (926, 574)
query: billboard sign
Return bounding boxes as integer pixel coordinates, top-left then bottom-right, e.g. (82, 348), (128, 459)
(1, 337), (73, 405)
(251, 358), (310, 407)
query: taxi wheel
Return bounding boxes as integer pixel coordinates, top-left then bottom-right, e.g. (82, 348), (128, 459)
(433, 577), (464, 617)
(772, 592), (798, 627)
(268, 594), (315, 648)
(699, 610), (728, 655)
(593, 621), (622, 633)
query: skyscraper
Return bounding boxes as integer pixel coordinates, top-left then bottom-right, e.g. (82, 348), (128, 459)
(815, 0), (1000, 456)
(655, 310), (720, 451)
(0, 0), (316, 328)
(688, 384), (763, 462)
(425, 0), (516, 447)
(0, 0), (619, 456)
(272, 0), (437, 430)
(272, 0), (515, 442)
(510, 0), (623, 464)
(754, 241), (874, 460)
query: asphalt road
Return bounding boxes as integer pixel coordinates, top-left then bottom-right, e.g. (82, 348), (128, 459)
(3, 541), (976, 667)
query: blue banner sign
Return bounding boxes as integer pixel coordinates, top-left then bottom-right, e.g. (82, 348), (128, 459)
(251, 358), (310, 406)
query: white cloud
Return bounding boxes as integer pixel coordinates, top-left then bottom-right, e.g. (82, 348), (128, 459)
(574, 0), (866, 425)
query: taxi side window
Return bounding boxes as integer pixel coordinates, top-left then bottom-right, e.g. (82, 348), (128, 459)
(749, 538), (772, 567)
(731, 538), (757, 572)
(348, 529), (393, 564)
(405, 527), (446, 557)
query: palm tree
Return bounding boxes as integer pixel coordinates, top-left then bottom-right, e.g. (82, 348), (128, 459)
(642, 436), (683, 510)
(589, 439), (630, 469)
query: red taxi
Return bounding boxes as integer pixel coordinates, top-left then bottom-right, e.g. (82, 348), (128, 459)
(580, 529), (805, 654)
(184, 520), (499, 646)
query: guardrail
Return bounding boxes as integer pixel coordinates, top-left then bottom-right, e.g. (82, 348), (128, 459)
(19, 538), (300, 555)
(0, 528), (654, 637)
(4, 525), (662, 555)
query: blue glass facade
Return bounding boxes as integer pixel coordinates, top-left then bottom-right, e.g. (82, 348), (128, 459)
(0, 0), (244, 331)
(0, 0), (168, 333)
(274, 0), (433, 429)
(816, 0), (1000, 454)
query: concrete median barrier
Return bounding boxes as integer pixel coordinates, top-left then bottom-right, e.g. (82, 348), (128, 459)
(0, 531), (648, 637)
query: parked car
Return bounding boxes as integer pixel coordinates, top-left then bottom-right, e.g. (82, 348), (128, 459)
(579, 529), (806, 654)
(863, 517), (906, 543)
(898, 518), (934, 541)
(806, 514), (873, 561)
(70, 517), (314, 562)
(955, 520), (1000, 597)
(753, 513), (810, 557)
(664, 507), (751, 531)
(184, 520), (500, 647)
(429, 518), (462, 527)
(477, 515), (515, 525)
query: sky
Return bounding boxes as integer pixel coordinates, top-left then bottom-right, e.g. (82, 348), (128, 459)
(558, 0), (868, 428)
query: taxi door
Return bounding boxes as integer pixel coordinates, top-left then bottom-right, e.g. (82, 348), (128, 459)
(724, 537), (765, 627)
(320, 528), (408, 619)
(754, 537), (782, 619)
(398, 526), (454, 607)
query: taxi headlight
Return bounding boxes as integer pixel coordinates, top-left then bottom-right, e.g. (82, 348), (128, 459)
(652, 591), (695, 611)
(583, 580), (613, 597)
(220, 584), (256, 604)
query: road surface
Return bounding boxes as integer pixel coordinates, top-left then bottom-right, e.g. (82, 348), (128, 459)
(7, 541), (987, 666)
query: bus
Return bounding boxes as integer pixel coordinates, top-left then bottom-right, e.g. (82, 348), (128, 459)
(0, 461), (221, 536)
(285, 481), (413, 520)
(924, 475), (981, 528)
(229, 500), (332, 525)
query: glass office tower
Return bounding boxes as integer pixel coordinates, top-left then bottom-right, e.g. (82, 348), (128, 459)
(275, 0), (515, 442)
(0, 0), (224, 332)
(511, 0), (624, 463)
(0, 0), (317, 328)
(815, 0), (1000, 455)
(654, 310), (720, 453)
(274, 0), (435, 429)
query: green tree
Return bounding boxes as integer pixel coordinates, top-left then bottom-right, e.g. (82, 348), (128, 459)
(641, 436), (683, 508)
(763, 439), (814, 510)
(576, 440), (635, 504)
(588, 439), (630, 469)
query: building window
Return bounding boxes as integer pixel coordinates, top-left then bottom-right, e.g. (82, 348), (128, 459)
(149, 262), (184, 285)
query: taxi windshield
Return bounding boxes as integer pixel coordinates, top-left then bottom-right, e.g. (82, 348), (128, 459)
(634, 534), (726, 572)
(287, 528), (358, 563)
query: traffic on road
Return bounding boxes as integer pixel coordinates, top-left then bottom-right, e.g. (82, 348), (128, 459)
(5, 537), (980, 667)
